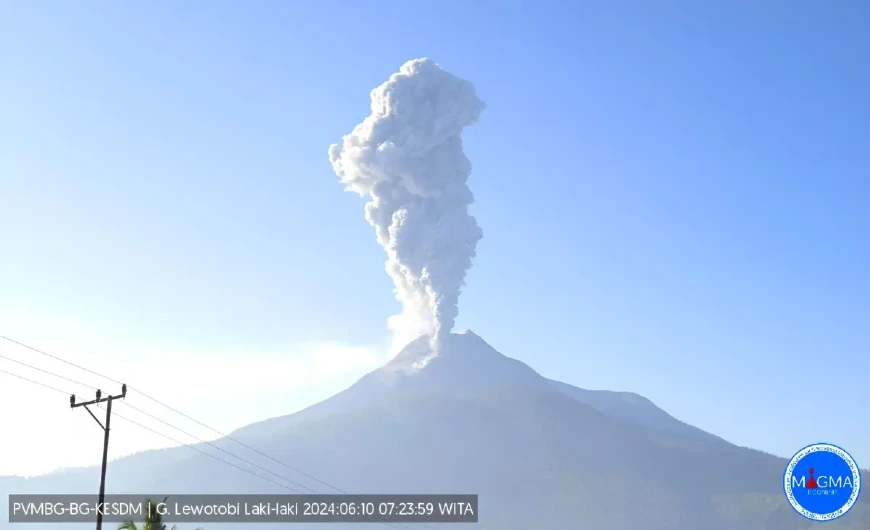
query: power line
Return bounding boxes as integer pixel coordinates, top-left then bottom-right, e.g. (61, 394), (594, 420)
(99, 404), (410, 530)
(0, 351), (99, 392)
(96, 404), (314, 494)
(0, 367), (72, 395)
(120, 400), (321, 495)
(130, 386), (439, 530)
(0, 335), (360, 496)
(0, 336), (424, 529)
(132, 387), (360, 496)
(0, 335), (122, 386)
(0, 355), (319, 494)
(0, 370), (324, 497)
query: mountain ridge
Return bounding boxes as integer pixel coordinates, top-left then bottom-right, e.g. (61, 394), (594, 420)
(229, 330), (716, 445)
(2, 331), (868, 530)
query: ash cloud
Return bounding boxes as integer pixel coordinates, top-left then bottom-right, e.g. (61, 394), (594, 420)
(328, 58), (484, 351)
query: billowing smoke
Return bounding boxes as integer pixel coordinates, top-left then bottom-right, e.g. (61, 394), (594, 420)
(328, 58), (484, 351)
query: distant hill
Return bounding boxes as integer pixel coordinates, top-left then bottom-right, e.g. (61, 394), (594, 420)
(2, 331), (867, 529)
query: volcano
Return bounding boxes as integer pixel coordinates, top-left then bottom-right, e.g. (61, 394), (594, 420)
(2, 331), (868, 529)
(233, 331), (725, 446)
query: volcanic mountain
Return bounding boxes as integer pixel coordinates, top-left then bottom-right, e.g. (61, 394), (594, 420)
(2, 331), (868, 529)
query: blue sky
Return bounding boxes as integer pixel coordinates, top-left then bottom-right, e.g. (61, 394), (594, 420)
(1, 1), (868, 474)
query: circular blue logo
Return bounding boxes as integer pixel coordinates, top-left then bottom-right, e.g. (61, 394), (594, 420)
(783, 443), (861, 521)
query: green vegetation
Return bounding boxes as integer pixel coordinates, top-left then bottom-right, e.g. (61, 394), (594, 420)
(117, 497), (202, 530)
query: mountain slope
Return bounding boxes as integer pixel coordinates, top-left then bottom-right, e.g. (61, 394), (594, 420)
(2, 331), (867, 530)
(546, 378), (727, 444)
(229, 331), (715, 444)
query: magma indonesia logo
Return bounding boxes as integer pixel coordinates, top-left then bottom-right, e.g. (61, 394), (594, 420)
(784, 443), (862, 521)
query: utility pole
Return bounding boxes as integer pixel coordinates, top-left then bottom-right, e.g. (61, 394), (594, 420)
(71, 384), (126, 530)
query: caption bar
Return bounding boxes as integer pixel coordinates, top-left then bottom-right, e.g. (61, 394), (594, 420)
(8, 494), (478, 523)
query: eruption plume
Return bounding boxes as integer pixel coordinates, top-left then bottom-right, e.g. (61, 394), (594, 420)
(328, 58), (484, 351)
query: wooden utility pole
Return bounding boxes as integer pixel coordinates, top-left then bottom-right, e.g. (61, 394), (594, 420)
(71, 384), (126, 530)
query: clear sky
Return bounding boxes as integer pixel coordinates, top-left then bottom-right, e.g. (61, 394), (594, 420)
(1, 1), (868, 476)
